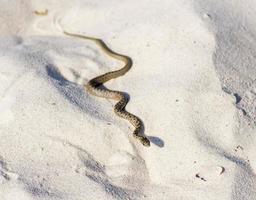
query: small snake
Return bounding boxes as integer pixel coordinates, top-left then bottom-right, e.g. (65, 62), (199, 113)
(63, 31), (150, 147)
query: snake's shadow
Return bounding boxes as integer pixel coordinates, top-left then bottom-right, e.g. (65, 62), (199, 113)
(99, 85), (165, 148)
(148, 136), (164, 148)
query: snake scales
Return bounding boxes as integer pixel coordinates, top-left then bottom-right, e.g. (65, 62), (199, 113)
(63, 31), (150, 147)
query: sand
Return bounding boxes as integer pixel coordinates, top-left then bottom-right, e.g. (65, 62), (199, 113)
(0, 0), (255, 199)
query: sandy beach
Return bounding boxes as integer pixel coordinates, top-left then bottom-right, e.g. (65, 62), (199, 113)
(0, 0), (256, 199)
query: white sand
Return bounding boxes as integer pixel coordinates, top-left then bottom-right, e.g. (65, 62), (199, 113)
(0, 0), (255, 199)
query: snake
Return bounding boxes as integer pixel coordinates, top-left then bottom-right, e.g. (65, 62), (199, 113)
(63, 31), (150, 147)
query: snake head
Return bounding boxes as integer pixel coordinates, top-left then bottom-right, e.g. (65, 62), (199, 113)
(141, 137), (150, 147)
(134, 134), (151, 147)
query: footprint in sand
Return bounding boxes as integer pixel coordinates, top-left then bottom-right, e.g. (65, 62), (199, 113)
(46, 45), (106, 86)
(75, 150), (147, 199)
(105, 151), (148, 190)
(76, 151), (137, 199)
(106, 151), (139, 178)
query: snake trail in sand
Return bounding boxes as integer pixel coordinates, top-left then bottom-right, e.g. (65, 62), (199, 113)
(63, 31), (150, 147)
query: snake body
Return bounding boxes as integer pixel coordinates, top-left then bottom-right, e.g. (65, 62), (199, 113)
(63, 31), (150, 147)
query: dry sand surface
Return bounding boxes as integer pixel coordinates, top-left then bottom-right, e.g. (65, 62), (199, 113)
(0, 0), (256, 199)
